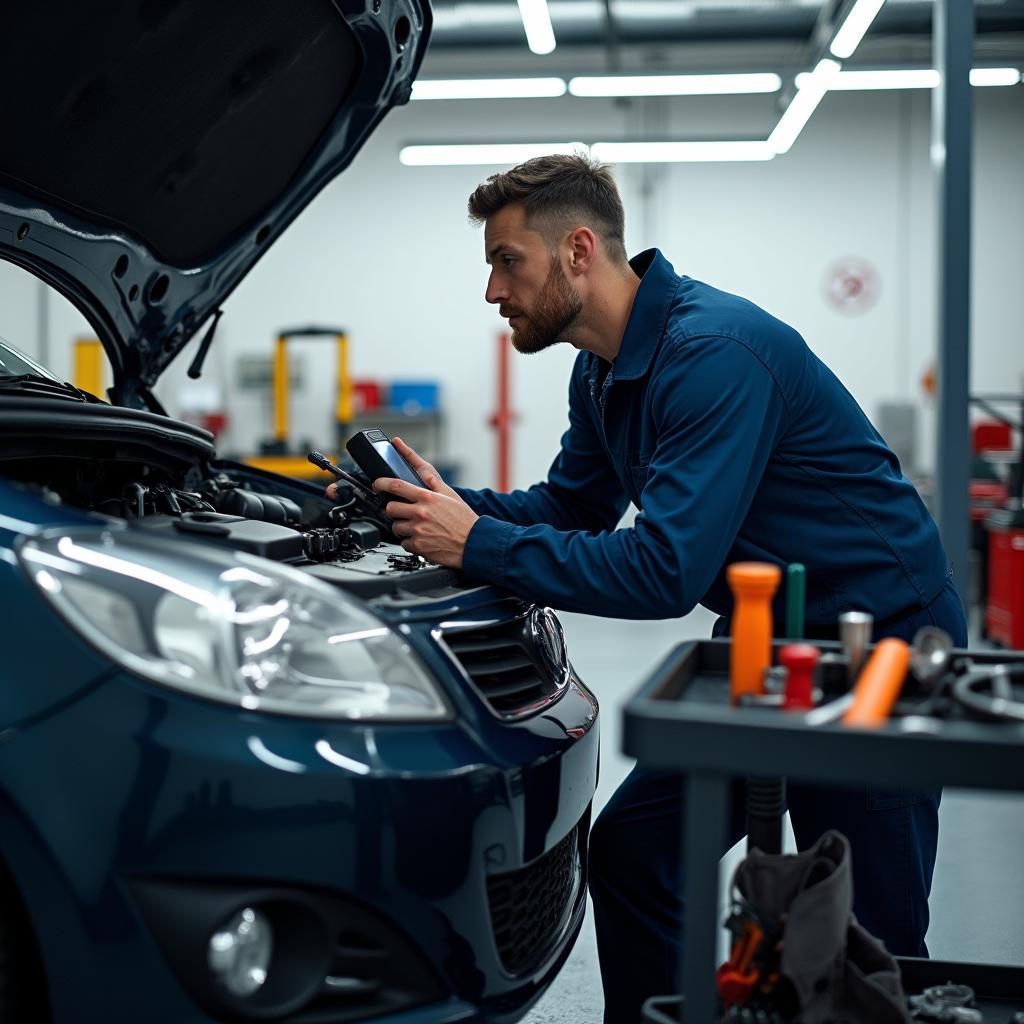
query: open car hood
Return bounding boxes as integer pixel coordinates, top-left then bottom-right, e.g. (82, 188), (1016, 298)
(0, 0), (430, 410)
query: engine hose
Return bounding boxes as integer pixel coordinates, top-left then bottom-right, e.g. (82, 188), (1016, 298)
(125, 482), (148, 518)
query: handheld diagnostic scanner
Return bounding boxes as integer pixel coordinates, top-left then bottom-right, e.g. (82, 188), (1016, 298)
(346, 429), (428, 490)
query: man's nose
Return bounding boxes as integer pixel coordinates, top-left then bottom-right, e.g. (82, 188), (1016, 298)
(485, 272), (506, 306)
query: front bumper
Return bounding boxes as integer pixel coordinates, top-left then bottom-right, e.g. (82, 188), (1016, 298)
(0, 665), (599, 1023)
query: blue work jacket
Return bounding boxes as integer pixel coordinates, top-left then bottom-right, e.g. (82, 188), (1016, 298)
(457, 249), (950, 624)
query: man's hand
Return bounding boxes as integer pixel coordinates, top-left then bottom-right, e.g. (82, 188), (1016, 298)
(333, 437), (477, 568)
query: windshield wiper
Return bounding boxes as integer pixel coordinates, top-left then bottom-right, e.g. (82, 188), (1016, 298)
(0, 372), (64, 386)
(0, 373), (97, 401)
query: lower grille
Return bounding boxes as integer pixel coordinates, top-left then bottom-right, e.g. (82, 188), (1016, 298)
(441, 605), (568, 717)
(487, 818), (587, 976)
(291, 924), (441, 1022)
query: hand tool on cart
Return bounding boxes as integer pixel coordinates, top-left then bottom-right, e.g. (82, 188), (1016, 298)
(910, 627), (954, 685)
(952, 663), (1024, 722)
(843, 638), (912, 726)
(841, 611), (873, 681)
(892, 627), (960, 719)
(728, 562), (782, 704)
(909, 982), (983, 1022)
(779, 643), (819, 711)
(715, 907), (767, 1006)
(784, 562), (805, 641)
(716, 899), (787, 1019)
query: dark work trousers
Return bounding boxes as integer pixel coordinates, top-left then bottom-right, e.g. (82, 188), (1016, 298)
(588, 578), (968, 1024)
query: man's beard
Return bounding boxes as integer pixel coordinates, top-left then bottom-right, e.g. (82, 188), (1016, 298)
(507, 257), (583, 355)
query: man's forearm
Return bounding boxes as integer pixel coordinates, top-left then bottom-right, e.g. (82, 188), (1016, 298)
(461, 516), (701, 620)
(454, 481), (623, 533)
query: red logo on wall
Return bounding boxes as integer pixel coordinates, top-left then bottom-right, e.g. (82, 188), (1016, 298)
(823, 257), (880, 316)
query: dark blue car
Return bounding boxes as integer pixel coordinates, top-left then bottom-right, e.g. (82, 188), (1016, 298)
(0, 3), (599, 1021)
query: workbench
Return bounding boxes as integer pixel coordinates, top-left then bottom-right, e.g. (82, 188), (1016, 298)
(622, 638), (1024, 1023)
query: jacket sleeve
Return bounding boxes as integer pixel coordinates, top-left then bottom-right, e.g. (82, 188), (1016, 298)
(454, 359), (629, 533)
(460, 335), (789, 618)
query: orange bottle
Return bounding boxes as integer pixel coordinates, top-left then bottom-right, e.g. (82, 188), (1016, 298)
(727, 562), (782, 704)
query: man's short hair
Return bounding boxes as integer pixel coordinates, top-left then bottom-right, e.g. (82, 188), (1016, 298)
(467, 153), (627, 261)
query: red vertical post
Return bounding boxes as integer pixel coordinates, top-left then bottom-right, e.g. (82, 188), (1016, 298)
(488, 332), (515, 491)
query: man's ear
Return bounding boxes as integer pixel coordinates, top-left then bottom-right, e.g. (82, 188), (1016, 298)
(566, 227), (597, 276)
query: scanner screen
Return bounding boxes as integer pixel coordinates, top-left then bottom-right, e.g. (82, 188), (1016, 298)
(372, 440), (424, 487)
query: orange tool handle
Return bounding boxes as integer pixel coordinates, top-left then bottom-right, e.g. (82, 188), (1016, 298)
(842, 637), (911, 726)
(728, 562), (782, 703)
(716, 921), (764, 1006)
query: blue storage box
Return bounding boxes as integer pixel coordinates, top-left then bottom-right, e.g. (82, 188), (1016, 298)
(389, 380), (440, 415)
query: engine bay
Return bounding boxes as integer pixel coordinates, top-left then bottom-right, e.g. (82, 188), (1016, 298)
(0, 398), (464, 603)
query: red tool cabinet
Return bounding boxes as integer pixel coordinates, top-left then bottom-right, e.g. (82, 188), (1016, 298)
(986, 507), (1024, 649)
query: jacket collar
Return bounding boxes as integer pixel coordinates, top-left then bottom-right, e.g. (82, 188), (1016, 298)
(610, 248), (680, 382)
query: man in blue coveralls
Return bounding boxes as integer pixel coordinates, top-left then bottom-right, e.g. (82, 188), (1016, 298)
(326, 155), (968, 1022)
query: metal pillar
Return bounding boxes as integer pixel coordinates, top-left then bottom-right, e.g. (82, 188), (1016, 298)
(932, 0), (974, 604)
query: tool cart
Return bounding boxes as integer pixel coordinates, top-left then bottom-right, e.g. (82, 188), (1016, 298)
(623, 637), (1024, 1023)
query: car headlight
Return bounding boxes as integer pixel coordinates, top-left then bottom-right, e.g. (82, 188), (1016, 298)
(18, 529), (450, 720)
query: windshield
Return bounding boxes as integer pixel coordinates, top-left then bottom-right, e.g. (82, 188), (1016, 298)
(0, 337), (62, 381)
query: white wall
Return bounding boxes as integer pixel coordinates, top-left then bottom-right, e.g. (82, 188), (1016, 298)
(2, 85), (1022, 488)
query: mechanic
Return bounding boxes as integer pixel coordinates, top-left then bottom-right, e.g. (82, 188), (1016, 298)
(326, 154), (968, 1023)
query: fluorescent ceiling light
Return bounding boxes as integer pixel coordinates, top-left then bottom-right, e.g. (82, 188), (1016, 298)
(400, 140), (774, 167)
(591, 141), (774, 162)
(412, 78), (567, 100)
(969, 67), (1022, 87)
(769, 58), (841, 155)
(517, 0), (556, 55)
(798, 68), (938, 90)
(830, 0), (886, 59)
(434, 2), (699, 31)
(569, 72), (782, 97)
(434, 4), (522, 30)
(795, 67), (1022, 90)
(399, 143), (587, 167)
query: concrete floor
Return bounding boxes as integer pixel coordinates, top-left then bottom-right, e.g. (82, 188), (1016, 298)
(523, 609), (1024, 1024)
